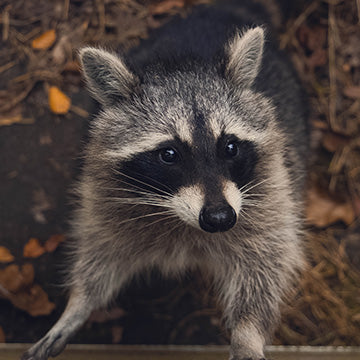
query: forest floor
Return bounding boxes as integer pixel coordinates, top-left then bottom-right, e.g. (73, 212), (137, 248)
(0, 0), (359, 348)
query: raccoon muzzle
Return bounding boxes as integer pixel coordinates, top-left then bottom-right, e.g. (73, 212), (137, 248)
(199, 204), (236, 233)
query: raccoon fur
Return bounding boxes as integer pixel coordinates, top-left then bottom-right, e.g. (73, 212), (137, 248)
(22, 1), (309, 359)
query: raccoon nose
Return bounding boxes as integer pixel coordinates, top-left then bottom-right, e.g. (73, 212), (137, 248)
(199, 205), (236, 233)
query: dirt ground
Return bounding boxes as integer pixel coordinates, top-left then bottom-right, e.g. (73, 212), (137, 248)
(0, 0), (359, 348)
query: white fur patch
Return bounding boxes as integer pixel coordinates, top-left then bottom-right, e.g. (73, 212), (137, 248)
(223, 180), (242, 214)
(170, 184), (204, 228)
(104, 133), (173, 160)
(175, 118), (193, 145)
(226, 27), (264, 88)
(231, 321), (265, 358)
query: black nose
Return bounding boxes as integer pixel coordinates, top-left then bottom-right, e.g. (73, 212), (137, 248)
(199, 205), (237, 233)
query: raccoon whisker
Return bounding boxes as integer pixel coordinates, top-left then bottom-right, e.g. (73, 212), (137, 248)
(238, 209), (262, 229)
(103, 186), (171, 201)
(143, 214), (179, 228)
(240, 178), (270, 195)
(155, 220), (184, 241)
(116, 210), (175, 227)
(119, 168), (174, 194)
(111, 176), (172, 199)
(106, 197), (172, 209)
(112, 168), (173, 197)
(241, 194), (267, 201)
(241, 199), (264, 206)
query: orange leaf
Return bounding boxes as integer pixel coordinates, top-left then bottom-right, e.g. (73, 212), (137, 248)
(11, 284), (56, 316)
(0, 264), (55, 316)
(44, 234), (65, 252)
(0, 264), (24, 293)
(23, 238), (46, 258)
(31, 29), (56, 50)
(0, 246), (15, 263)
(48, 86), (71, 114)
(306, 187), (355, 227)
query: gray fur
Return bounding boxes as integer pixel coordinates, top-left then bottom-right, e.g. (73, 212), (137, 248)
(22, 2), (308, 360)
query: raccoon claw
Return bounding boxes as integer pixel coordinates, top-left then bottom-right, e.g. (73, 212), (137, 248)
(21, 334), (67, 360)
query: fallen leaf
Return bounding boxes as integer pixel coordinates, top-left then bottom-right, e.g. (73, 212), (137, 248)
(306, 186), (355, 227)
(48, 86), (71, 114)
(0, 326), (5, 343)
(44, 234), (65, 252)
(343, 86), (360, 99)
(23, 238), (46, 258)
(0, 264), (24, 293)
(0, 246), (15, 263)
(31, 29), (56, 50)
(0, 264), (34, 293)
(0, 263), (55, 316)
(10, 284), (56, 316)
(322, 132), (349, 152)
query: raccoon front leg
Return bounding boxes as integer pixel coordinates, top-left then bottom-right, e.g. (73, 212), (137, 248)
(21, 257), (135, 360)
(216, 263), (282, 360)
(21, 288), (92, 360)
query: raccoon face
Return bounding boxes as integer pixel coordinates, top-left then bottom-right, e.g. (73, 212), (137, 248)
(80, 27), (272, 234)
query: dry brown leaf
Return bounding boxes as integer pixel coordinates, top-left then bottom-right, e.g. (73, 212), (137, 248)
(0, 263), (54, 316)
(23, 238), (46, 258)
(0, 264), (34, 293)
(322, 132), (349, 152)
(343, 86), (360, 99)
(11, 284), (56, 316)
(0, 264), (24, 293)
(0, 246), (15, 263)
(306, 187), (355, 227)
(48, 86), (71, 114)
(31, 29), (56, 50)
(44, 234), (65, 252)
(150, 0), (185, 14)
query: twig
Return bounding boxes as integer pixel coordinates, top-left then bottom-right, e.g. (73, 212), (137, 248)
(1, 5), (11, 41)
(0, 60), (16, 75)
(328, 1), (338, 130)
(280, 1), (320, 49)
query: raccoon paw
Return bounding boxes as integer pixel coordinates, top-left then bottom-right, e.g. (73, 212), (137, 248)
(21, 333), (67, 360)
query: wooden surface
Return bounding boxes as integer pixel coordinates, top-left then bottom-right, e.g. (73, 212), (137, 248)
(2, 345), (360, 360)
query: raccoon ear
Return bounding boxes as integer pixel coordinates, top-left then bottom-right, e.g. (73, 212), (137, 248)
(79, 47), (138, 106)
(225, 27), (264, 88)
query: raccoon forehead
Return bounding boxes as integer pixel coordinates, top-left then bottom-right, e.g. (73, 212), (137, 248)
(104, 132), (175, 160)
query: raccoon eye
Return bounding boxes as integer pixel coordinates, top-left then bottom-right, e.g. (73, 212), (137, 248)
(159, 148), (178, 165)
(225, 141), (239, 158)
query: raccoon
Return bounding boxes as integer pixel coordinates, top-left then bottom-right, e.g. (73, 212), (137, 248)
(22, 1), (309, 359)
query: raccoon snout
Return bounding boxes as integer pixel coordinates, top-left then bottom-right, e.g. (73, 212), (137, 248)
(199, 204), (236, 233)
